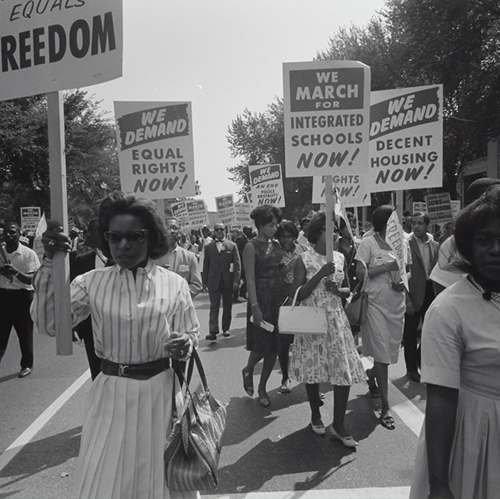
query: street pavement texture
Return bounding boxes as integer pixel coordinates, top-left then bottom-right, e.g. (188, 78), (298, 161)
(0, 292), (426, 498)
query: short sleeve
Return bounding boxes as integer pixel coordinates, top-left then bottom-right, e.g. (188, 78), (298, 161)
(421, 300), (463, 389)
(355, 237), (372, 266)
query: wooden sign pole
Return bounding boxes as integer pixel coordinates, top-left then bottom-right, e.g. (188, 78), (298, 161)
(324, 175), (334, 264)
(47, 91), (72, 355)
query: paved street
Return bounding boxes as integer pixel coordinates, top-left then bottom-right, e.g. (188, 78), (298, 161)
(0, 292), (426, 498)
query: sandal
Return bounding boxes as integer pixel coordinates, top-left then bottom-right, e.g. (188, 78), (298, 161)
(278, 381), (291, 394)
(380, 414), (396, 430)
(242, 368), (254, 397)
(366, 370), (380, 398)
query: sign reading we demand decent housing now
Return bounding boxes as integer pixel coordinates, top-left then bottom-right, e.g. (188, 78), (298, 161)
(114, 101), (196, 200)
(369, 85), (443, 193)
(283, 60), (370, 178)
(0, 0), (122, 101)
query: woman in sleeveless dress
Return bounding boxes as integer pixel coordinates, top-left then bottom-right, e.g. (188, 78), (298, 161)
(289, 212), (365, 446)
(242, 205), (284, 408)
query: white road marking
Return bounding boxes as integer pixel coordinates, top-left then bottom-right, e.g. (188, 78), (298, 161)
(203, 487), (410, 498)
(0, 369), (90, 473)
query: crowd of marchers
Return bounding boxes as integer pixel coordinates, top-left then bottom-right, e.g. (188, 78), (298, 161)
(1, 179), (500, 498)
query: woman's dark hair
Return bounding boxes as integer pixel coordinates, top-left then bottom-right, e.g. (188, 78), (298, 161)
(300, 217), (311, 230)
(276, 219), (299, 240)
(97, 192), (168, 259)
(454, 185), (500, 274)
(250, 205), (282, 229)
(306, 212), (325, 244)
(371, 205), (393, 232)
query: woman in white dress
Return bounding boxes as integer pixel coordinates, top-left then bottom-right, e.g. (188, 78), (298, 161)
(31, 192), (200, 499)
(411, 185), (500, 499)
(290, 212), (365, 446)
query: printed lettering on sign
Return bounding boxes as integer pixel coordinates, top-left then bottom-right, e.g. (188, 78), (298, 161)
(283, 60), (370, 178)
(115, 101), (195, 200)
(249, 164), (285, 208)
(0, 0), (123, 101)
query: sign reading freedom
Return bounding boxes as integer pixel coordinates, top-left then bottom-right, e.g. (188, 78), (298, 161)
(0, 0), (123, 101)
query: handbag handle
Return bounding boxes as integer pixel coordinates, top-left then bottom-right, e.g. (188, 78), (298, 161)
(289, 285), (319, 311)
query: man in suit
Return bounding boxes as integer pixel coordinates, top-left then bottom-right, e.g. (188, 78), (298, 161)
(70, 219), (108, 380)
(203, 223), (241, 341)
(404, 212), (439, 382)
(153, 218), (202, 298)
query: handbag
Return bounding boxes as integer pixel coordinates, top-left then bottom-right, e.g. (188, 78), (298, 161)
(278, 286), (328, 335)
(164, 350), (227, 492)
(345, 260), (368, 327)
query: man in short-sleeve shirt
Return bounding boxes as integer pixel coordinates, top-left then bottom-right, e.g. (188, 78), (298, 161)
(0, 222), (40, 377)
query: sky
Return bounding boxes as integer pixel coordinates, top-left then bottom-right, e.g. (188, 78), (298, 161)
(90, 0), (387, 211)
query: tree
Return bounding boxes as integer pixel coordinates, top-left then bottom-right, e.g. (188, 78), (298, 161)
(0, 91), (120, 226)
(227, 98), (313, 222)
(317, 0), (500, 197)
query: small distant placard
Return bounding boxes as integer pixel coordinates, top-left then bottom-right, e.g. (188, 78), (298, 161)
(425, 193), (452, 223)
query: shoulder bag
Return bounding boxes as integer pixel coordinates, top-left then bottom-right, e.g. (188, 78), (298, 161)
(278, 286), (328, 335)
(164, 350), (227, 492)
(344, 259), (368, 327)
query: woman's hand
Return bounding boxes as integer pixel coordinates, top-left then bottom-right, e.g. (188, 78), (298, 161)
(385, 260), (399, 271)
(42, 220), (71, 259)
(324, 280), (340, 294)
(251, 305), (263, 326)
(318, 261), (336, 279)
(391, 282), (405, 292)
(163, 332), (191, 360)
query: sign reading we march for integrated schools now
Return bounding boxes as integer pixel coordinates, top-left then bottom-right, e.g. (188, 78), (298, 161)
(114, 101), (195, 200)
(216, 194), (236, 225)
(312, 174), (370, 207)
(20, 207), (41, 236)
(0, 0), (122, 101)
(248, 164), (285, 207)
(283, 60), (370, 178)
(369, 85), (443, 193)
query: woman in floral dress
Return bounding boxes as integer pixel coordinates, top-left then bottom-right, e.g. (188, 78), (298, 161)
(290, 212), (365, 446)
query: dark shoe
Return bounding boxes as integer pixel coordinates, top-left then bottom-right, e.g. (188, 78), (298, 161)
(222, 331), (231, 337)
(242, 368), (254, 396)
(19, 367), (32, 378)
(278, 380), (291, 394)
(407, 371), (421, 383)
(380, 414), (396, 430)
(258, 392), (271, 408)
(205, 333), (217, 341)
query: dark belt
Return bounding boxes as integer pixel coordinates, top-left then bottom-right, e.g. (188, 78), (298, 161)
(100, 358), (170, 380)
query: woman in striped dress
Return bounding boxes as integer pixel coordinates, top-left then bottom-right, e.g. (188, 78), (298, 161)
(31, 192), (200, 499)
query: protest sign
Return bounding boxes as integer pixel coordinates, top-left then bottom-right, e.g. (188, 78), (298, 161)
(186, 199), (209, 229)
(248, 164), (285, 207)
(234, 203), (253, 227)
(312, 174), (370, 207)
(385, 210), (409, 291)
(369, 85), (443, 193)
(20, 207), (41, 236)
(207, 211), (219, 228)
(283, 60), (370, 177)
(0, 0), (122, 101)
(170, 200), (190, 230)
(114, 101), (195, 200)
(450, 200), (461, 219)
(425, 192), (453, 223)
(412, 201), (427, 214)
(215, 194), (236, 225)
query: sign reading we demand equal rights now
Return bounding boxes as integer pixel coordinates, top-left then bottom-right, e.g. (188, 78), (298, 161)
(283, 60), (370, 178)
(369, 85), (443, 193)
(114, 101), (196, 200)
(0, 0), (123, 101)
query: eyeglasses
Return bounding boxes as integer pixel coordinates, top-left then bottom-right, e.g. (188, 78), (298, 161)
(214, 228), (225, 232)
(104, 230), (149, 244)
